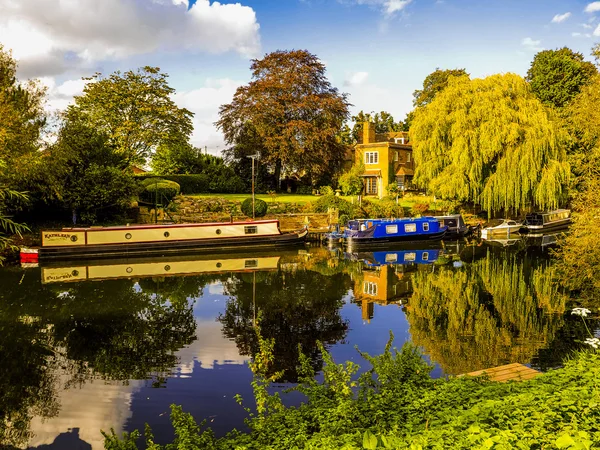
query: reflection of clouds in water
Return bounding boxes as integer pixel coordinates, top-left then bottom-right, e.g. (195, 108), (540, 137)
(28, 376), (144, 450)
(207, 282), (224, 296)
(177, 318), (248, 373)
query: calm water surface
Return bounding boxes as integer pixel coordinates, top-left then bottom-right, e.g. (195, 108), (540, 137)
(0, 239), (594, 449)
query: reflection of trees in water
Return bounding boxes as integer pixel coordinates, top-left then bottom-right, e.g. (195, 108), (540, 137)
(406, 251), (571, 375)
(0, 271), (205, 447)
(219, 269), (351, 383)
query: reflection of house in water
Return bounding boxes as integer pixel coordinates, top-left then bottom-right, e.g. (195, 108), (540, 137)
(349, 248), (442, 321)
(354, 265), (413, 321)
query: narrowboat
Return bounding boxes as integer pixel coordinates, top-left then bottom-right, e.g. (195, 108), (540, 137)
(24, 220), (308, 262)
(331, 217), (447, 247)
(434, 214), (471, 238)
(521, 209), (571, 232)
(480, 219), (522, 239)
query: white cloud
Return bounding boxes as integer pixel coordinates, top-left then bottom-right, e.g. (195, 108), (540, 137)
(344, 71), (370, 87)
(594, 22), (600, 36)
(551, 12), (571, 23)
(341, 0), (412, 17)
(521, 37), (544, 52)
(582, 23), (593, 28)
(173, 78), (245, 154)
(0, 0), (261, 78)
(584, 1), (600, 13)
(573, 31), (593, 37)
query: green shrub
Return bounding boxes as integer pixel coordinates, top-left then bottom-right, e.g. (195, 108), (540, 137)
(135, 173), (245, 194)
(338, 214), (349, 226)
(241, 198), (268, 218)
(411, 203), (429, 216)
(296, 185), (313, 195)
(140, 180), (180, 204)
(312, 194), (357, 218)
(338, 162), (364, 195)
(319, 185), (334, 196)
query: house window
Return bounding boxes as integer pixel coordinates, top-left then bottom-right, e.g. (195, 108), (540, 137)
(407, 153), (411, 163)
(394, 151), (398, 162)
(244, 226), (258, 234)
(366, 178), (378, 195)
(363, 281), (378, 296)
(365, 152), (379, 164)
(423, 222), (429, 231)
(386, 225), (398, 234)
(405, 223), (417, 233)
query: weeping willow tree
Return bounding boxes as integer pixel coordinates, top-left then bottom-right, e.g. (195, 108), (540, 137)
(405, 251), (568, 375)
(410, 73), (570, 214)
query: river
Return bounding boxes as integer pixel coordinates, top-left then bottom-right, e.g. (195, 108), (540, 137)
(0, 238), (593, 448)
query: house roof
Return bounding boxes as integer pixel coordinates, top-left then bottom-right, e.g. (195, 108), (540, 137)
(361, 169), (382, 177)
(395, 167), (414, 176)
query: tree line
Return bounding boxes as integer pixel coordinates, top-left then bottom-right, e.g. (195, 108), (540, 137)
(1, 43), (600, 261)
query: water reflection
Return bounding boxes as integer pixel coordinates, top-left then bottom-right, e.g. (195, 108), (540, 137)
(0, 240), (595, 448)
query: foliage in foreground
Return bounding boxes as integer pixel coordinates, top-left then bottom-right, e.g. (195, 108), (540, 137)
(104, 332), (600, 449)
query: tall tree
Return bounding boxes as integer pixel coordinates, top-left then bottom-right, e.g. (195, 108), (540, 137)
(526, 47), (597, 109)
(0, 45), (46, 163)
(410, 73), (570, 214)
(216, 50), (350, 187)
(347, 110), (403, 143)
(66, 66), (194, 167)
(412, 68), (469, 108)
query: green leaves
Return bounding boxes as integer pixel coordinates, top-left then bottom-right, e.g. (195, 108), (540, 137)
(362, 430), (377, 449)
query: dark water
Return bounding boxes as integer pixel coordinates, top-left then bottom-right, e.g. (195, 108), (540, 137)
(0, 239), (593, 449)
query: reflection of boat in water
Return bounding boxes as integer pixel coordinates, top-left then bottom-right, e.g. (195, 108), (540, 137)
(345, 242), (443, 267)
(521, 209), (571, 233)
(524, 231), (566, 248)
(481, 220), (522, 238)
(482, 237), (522, 248)
(26, 220), (308, 262)
(40, 253), (281, 284)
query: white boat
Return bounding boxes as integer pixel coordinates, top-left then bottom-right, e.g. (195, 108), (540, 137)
(480, 220), (522, 239)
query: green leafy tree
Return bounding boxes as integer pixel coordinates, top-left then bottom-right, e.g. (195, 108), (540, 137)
(412, 67), (469, 108)
(48, 118), (137, 223)
(0, 162), (29, 264)
(217, 50), (350, 187)
(0, 45), (46, 163)
(526, 47), (597, 109)
(338, 161), (364, 195)
(66, 66), (194, 167)
(347, 110), (403, 143)
(410, 73), (570, 214)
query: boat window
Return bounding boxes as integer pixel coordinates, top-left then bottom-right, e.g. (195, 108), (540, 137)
(405, 223), (417, 233)
(422, 252), (429, 261)
(404, 252), (416, 262)
(216, 229), (222, 235)
(386, 225), (398, 234)
(423, 222), (429, 231)
(364, 152), (379, 164)
(244, 226), (258, 234)
(385, 253), (398, 262)
(507, 221), (515, 225)
(245, 259), (258, 268)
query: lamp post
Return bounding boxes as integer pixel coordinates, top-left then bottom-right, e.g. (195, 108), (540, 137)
(247, 153), (260, 219)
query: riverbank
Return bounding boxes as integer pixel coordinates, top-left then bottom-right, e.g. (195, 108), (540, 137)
(105, 341), (600, 449)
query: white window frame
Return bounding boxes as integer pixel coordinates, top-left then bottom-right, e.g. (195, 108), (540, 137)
(366, 178), (378, 195)
(386, 225), (398, 234)
(364, 152), (379, 164)
(363, 281), (378, 296)
(422, 252), (429, 261)
(405, 223), (417, 233)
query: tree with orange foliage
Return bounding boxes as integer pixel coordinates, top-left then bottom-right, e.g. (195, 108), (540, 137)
(216, 50), (350, 188)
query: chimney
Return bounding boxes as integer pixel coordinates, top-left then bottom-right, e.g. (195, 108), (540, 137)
(362, 121), (375, 144)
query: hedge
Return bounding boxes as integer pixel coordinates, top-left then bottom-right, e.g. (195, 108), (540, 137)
(135, 174), (246, 195)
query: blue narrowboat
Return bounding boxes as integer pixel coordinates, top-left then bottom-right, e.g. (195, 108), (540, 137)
(350, 248), (442, 267)
(335, 217), (447, 247)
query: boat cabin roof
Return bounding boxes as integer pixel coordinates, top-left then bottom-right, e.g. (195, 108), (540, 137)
(61, 219), (279, 232)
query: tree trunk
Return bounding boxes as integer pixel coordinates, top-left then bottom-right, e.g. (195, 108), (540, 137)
(274, 159), (282, 192)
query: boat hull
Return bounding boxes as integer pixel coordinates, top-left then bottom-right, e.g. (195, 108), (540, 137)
(38, 229), (308, 261)
(521, 218), (571, 233)
(345, 229), (447, 247)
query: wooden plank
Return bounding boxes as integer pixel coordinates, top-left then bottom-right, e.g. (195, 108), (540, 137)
(461, 363), (540, 383)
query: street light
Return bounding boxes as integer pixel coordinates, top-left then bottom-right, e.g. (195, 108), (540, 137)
(246, 153), (260, 219)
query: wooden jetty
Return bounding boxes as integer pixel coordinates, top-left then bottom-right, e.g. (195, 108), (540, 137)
(461, 363), (540, 383)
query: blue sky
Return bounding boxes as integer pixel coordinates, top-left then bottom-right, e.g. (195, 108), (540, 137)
(1, 0), (598, 153)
